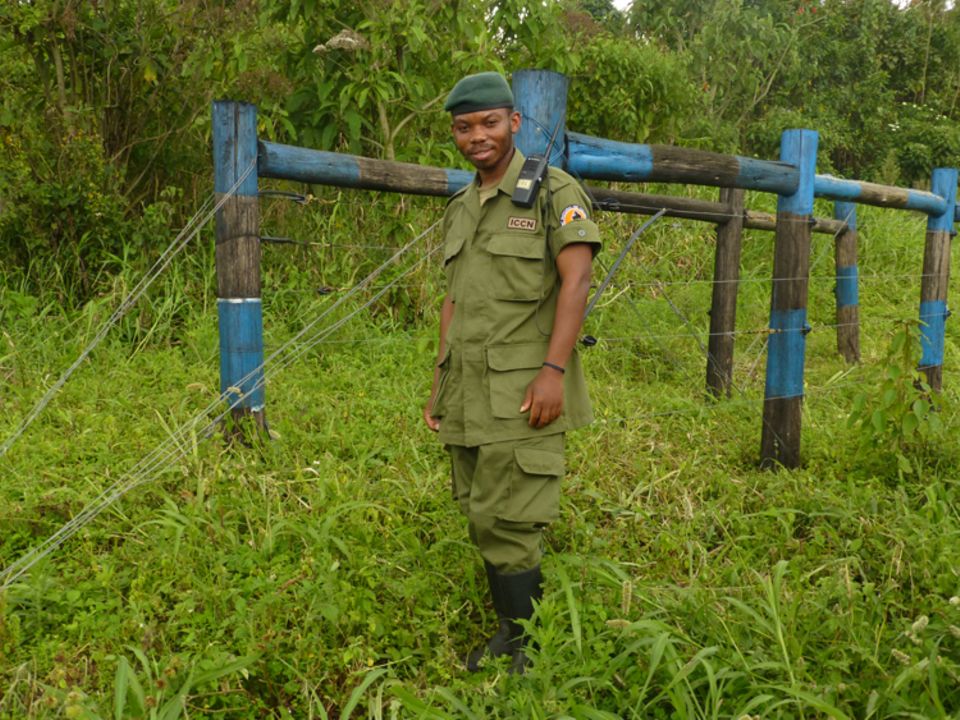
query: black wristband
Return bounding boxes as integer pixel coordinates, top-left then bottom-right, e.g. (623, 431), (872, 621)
(542, 361), (565, 374)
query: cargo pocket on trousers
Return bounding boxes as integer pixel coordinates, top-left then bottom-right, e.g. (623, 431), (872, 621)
(498, 446), (565, 525)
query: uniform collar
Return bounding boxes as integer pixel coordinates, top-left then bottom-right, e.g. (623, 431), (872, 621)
(472, 148), (526, 196)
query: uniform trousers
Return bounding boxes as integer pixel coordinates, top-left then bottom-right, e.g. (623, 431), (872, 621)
(448, 433), (565, 574)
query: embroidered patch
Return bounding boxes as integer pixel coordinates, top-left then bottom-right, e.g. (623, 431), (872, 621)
(507, 216), (537, 231)
(560, 205), (588, 226)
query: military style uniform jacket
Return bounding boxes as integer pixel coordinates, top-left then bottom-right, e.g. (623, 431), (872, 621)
(433, 149), (602, 447)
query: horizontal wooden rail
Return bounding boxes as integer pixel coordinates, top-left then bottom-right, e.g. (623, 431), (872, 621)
(260, 140), (953, 224)
(261, 141), (849, 234)
(587, 187), (845, 234)
(567, 133), (951, 216)
(745, 210), (846, 235)
(814, 174), (947, 216)
(258, 141), (472, 197)
(566, 132), (800, 195)
(587, 188), (731, 223)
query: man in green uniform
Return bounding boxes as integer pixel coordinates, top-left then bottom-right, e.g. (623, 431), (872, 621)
(423, 71), (600, 672)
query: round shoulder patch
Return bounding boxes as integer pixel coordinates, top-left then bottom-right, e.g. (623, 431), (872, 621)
(560, 205), (588, 226)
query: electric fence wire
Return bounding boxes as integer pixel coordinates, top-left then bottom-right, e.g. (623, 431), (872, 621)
(263, 238), (415, 251)
(270, 307), (928, 430)
(0, 159), (934, 586)
(573, 165), (864, 455)
(0, 225), (440, 590)
(589, 320), (868, 345)
(584, 269), (947, 290)
(590, 376), (871, 428)
(617, 205), (857, 449)
(0, 220), (441, 591)
(0, 160), (257, 460)
(209, 308), (908, 354)
(258, 221), (440, 379)
(262, 266), (947, 298)
(658, 204), (851, 366)
(256, 199), (927, 428)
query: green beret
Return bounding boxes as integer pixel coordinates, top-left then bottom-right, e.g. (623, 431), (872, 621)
(444, 72), (514, 115)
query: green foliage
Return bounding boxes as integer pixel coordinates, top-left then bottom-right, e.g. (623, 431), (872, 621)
(890, 102), (960, 185)
(567, 34), (699, 144)
(630, 0), (960, 179)
(0, 122), (130, 302)
(0, 288), (39, 324)
(488, 0), (584, 75)
(0, 0), (260, 304)
(267, 0), (507, 161)
(848, 321), (951, 478)
(3, 195), (960, 717)
(37, 648), (256, 720)
(4, 3), (960, 716)
(4, 0), (960, 300)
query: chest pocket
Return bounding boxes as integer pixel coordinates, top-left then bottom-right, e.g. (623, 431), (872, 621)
(486, 232), (544, 302)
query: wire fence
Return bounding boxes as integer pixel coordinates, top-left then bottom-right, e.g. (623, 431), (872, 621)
(0, 221), (442, 590)
(0, 159), (257, 460)
(0, 184), (949, 590)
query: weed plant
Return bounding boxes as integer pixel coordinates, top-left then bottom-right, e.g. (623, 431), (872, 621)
(2, 190), (960, 718)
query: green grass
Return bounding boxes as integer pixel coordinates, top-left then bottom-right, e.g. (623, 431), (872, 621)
(2, 192), (960, 718)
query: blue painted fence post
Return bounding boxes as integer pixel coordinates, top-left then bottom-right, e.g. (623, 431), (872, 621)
(212, 100), (266, 429)
(833, 201), (860, 363)
(511, 69), (568, 166)
(761, 129), (818, 469)
(918, 167), (958, 391)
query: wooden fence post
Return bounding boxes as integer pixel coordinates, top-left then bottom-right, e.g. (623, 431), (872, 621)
(833, 201), (860, 363)
(706, 187), (745, 398)
(212, 100), (266, 429)
(918, 167), (958, 391)
(511, 69), (569, 164)
(761, 129), (818, 469)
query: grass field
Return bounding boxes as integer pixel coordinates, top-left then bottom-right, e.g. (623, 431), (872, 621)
(2, 190), (960, 718)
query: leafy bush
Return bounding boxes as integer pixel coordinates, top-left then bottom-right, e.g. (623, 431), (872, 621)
(0, 122), (130, 303)
(567, 34), (700, 144)
(890, 102), (960, 186)
(848, 321), (952, 478)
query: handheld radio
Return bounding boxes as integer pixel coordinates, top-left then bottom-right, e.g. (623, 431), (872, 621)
(511, 119), (563, 208)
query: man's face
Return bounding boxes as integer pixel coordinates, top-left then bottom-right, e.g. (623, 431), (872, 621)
(451, 108), (521, 175)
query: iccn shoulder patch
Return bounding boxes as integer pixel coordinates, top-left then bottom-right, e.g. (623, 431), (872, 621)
(560, 205), (588, 226)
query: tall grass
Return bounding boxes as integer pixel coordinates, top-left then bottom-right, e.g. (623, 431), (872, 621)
(2, 188), (960, 718)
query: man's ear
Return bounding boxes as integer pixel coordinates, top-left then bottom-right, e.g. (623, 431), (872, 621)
(510, 111), (521, 134)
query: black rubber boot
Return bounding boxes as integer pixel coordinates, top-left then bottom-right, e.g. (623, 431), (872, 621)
(486, 560), (507, 617)
(499, 565), (542, 674)
(466, 564), (542, 673)
(466, 562), (512, 671)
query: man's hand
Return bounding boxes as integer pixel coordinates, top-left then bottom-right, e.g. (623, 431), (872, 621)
(520, 366), (564, 428)
(424, 369), (442, 432)
(423, 402), (440, 432)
